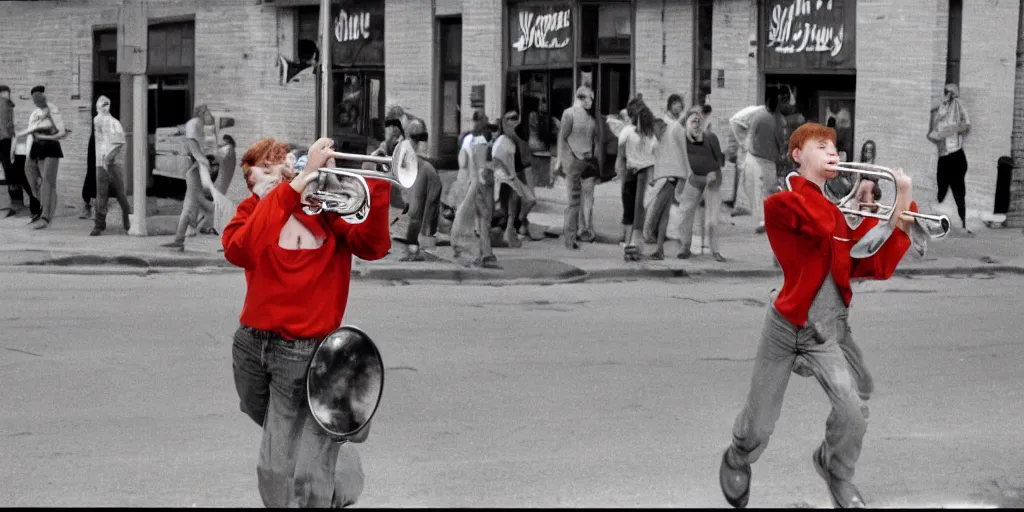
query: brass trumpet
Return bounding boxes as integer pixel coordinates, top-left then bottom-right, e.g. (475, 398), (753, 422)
(826, 162), (952, 239)
(300, 139), (419, 223)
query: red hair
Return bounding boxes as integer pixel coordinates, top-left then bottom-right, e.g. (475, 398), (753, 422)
(788, 122), (837, 157)
(241, 138), (291, 190)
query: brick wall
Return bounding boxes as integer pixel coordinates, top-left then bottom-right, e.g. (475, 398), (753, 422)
(959, 0), (1017, 217)
(436, 0), (463, 17)
(385, 0), (435, 145)
(706, 0), (758, 151)
(0, 0), (317, 215)
(460, 0), (503, 127)
(634, 0), (693, 114)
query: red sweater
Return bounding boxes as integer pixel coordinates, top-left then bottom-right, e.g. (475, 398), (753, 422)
(221, 180), (392, 340)
(765, 175), (917, 328)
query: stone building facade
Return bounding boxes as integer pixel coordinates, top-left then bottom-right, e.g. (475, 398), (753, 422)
(0, 0), (1015, 222)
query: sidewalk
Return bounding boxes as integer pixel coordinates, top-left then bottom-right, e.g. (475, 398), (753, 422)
(1, 185), (1022, 283)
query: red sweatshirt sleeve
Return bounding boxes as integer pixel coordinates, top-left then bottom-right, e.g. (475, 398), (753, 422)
(764, 191), (834, 238)
(221, 184), (302, 268)
(328, 179), (392, 261)
(849, 201), (918, 280)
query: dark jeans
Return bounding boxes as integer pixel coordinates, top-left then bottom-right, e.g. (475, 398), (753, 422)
(620, 167), (650, 227)
(937, 149), (968, 227)
(404, 165), (443, 246)
(94, 163), (131, 230)
(1, 138), (22, 205)
(7, 153), (40, 215)
(232, 325), (365, 508)
(729, 306), (869, 482)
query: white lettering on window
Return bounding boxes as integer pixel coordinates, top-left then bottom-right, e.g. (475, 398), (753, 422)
(334, 10), (371, 43)
(767, 0), (844, 57)
(511, 9), (571, 52)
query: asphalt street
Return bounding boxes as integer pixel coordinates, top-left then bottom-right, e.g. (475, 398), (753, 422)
(1, 271), (1022, 508)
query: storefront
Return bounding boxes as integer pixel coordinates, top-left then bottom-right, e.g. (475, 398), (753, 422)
(502, 0), (633, 183)
(760, 0), (857, 161)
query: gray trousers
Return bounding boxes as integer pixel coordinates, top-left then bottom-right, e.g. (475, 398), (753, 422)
(174, 164), (214, 242)
(404, 165), (443, 245)
(730, 306), (871, 482)
(232, 325), (365, 508)
(561, 154), (588, 244)
(677, 174), (722, 254)
(94, 162), (131, 230)
(25, 156), (60, 221)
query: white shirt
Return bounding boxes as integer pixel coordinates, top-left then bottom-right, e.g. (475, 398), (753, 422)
(491, 134), (517, 183)
(25, 102), (65, 157)
(94, 113), (126, 166)
(617, 125), (658, 170)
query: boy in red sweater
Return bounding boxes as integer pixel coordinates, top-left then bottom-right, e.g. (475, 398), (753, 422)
(223, 137), (390, 508)
(718, 123), (923, 509)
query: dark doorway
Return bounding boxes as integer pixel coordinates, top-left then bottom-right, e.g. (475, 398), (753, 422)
(438, 16), (462, 161)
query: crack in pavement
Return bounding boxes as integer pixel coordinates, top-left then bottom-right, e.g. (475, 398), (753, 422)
(697, 357), (756, 363)
(671, 296), (767, 307)
(387, 366), (419, 372)
(4, 347), (42, 357)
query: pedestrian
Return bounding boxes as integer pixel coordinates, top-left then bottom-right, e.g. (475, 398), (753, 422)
(195, 134), (238, 233)
(82, 130), (96, 220)
(718, 122), (924, 509)
(470, 115), (501, 268)
(222, 136), (388, 507)
(676, 107), (726, 262)
(494, 111), (541, 243)
(393, 118), (443, 262)
(0, 84), (22, 217)
(617, 98), (657, 261)
(8, 134), (40, 219)
(741, 88), (788, 234)
(555, 85), (602, 248)
(644, 106), (693, 260)
(664, 94), (685, 124)
(162, 104), (216, 251)
(727, 104), (764, 215)
(90, 95), (131, 236)
(17, 85), (69, 230)
(449, 130), (480, 261)
(927, 83), (972, 234)
(492, 110), (538, 249)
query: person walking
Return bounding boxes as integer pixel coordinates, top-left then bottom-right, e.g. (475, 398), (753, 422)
(162, 104), (216, 251)
(0, 85), (22, 218)
(554, 85), (602, 248)
(18, 85), (69, 230)
(644, 108), (693, 260)
(492, 110), (538, 249)
(927, 83), (972, 234)
(742, 89), (787, 234)
(616, 98), (658, 261)
(676, 107), (726, 262)
(90, 95), (131, 236)
(81, 131), (96, 220)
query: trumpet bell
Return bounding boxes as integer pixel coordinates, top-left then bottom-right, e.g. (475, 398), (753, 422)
(306, 326), (385, 442)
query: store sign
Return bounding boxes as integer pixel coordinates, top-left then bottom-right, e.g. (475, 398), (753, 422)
(511, 8), (571, 52)
(762, 0), (855, 72)
(331, 2), (384, 67)
(335, 10), (372, 42)
(507, 2), (573, 68)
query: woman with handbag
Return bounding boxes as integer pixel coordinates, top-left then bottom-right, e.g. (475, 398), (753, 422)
(17, 86), (68, 230)
(616, 99), (658, 261)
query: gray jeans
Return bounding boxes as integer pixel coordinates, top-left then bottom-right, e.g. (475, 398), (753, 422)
(94, 162), (131, 229)
(730, 306), (870, 482)
(174, 164), (214, 242)
(232, 325), (365, 508)
(25, 156), (60, 221)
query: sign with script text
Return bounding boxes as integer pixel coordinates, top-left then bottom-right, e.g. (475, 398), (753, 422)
(332, 1), (384, 67)
(762, 0), (856, 72)
(508, 2), (573, 68)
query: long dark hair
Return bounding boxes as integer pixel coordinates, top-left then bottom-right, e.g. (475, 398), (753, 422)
(634, 105), (656, 139)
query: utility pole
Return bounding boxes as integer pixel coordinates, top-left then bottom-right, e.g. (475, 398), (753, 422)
(319, 0), (332, 139)
(119, 0), (149, 236)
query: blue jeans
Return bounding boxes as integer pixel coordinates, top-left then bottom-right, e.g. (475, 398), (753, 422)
(729, 306), (869, 482)
(232, 325), (365, 507)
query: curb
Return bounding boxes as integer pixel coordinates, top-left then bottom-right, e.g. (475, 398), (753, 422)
(581, 264), (1024, 282)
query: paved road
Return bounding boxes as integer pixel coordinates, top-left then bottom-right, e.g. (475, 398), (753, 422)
(1, 271), (1022, 508)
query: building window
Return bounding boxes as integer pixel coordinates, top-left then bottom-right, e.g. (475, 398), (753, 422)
(296, 6), (320, 63)
(439, 17), (462, 156)
(506, 69), (574, 151)
(694, 0), (713, 107)
(945, 0), (962, 86)
(579, 2), (631, 59)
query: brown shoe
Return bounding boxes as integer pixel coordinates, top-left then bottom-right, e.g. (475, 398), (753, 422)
(719, 447), (751, 508)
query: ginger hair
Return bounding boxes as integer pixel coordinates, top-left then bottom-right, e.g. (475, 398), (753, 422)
(788, 122), (837, 160)
(241, 138), (292, 190)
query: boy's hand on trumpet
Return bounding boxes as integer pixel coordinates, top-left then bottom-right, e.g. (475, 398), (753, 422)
(890, 167), (915, 232)
(292, 137), (335, 194)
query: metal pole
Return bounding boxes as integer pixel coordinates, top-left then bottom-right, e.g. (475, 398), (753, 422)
(128, 74), (148, 236)
(319, 0), (331, 139)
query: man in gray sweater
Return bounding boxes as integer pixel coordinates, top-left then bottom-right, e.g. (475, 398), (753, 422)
(742, 91), (787, 234)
